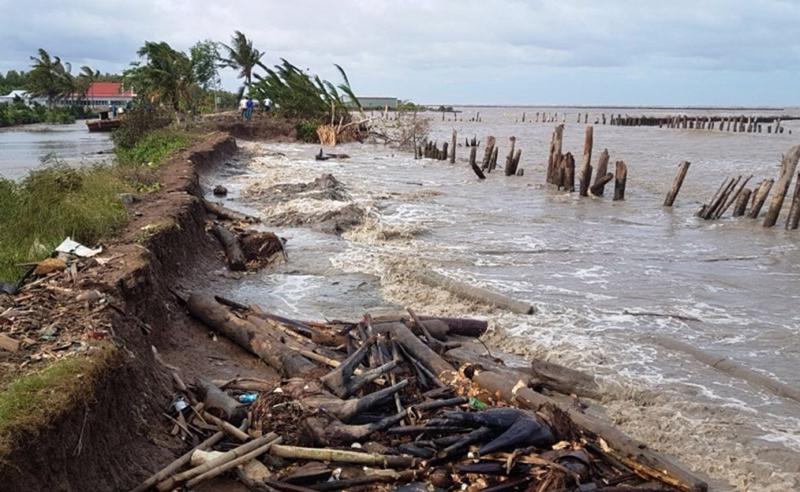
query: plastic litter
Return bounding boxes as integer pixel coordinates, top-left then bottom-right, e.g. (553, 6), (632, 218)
(55, 237), (102, 258)
(237, 392), (258, 404)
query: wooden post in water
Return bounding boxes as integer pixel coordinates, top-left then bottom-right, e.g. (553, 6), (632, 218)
(592, 149), (610, 196)
(579, 125), (594, 197)
(468, 145), (486, 179)
(489, 146), (499, 171)
(504, 137), (517, 176)
(511, 149), (522, 175)
(764, 145), (800, 227)
(563, 153), (576, 192)
(613, 161), (627, 201)
(547, 125), (564, 185)
(601, 113), (606, 125)
(481, 136), (495, 170)
(733, 188), (752, 217)
(584, 113), (589, 124)
(441, 142), (449, 161)
(786, 173), (800, 229)
(704, 176), (739, 219)
(748, 179), (774, 218)
(715, 175), (753, 219)
(450, 130), (456, 164)
(664, 161), (691, 207)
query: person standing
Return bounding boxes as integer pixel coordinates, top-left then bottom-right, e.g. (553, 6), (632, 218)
(245, 98), (254, 121)
(239, 97), (248, 120)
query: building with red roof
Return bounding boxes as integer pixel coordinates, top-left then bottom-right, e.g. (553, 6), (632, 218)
(80, 82), (136, 109)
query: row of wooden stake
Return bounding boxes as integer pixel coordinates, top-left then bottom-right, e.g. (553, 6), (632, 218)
(685, 146), (800, 229)
(416, 124), (800, 229)
(546, 125), (627, 200)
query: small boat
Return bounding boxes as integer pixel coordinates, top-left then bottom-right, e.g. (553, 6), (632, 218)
(86, 119), (122, 132)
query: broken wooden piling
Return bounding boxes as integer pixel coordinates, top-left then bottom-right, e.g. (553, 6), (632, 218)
(663, 161), (691, 207)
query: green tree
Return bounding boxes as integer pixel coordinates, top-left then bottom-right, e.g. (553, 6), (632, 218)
(75, 65), (99, 100)
(249, 59), (361, 120)
(190, 40), (221, 91)
(27, 49), (74, 106)
(124, 41), (198, 121)
(220, 31), (264, 93)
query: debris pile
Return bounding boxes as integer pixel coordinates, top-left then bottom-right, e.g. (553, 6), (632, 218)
(0, 239), (115, 374)
(133, 294), (708, 491)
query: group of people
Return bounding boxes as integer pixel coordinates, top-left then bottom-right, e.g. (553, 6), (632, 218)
(239, 97), (271, 121)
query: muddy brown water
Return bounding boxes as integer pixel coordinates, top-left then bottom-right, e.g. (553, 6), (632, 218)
(202, 107), (799, 491)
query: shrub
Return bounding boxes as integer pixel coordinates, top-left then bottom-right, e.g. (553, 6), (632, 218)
(295, 120), (321, 143)
(0, 164), (130, 282)
(115, 129), (189, 167)
(111, 104), (172, 150)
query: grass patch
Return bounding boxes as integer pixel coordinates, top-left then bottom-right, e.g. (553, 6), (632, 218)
(0, 346), (114, 457)
(115, 129), (190, 167)
(0, 164), (131, 282)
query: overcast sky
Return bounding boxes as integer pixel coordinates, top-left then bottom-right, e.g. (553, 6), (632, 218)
(2, 0), (799, 106)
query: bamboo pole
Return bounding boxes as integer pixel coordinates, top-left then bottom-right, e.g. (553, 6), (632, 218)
(185, 436), (282, 489)
(663, 161), (691, 207)
(270, 444), (417, 468)
(131, 431), (225, 492)
(155, 433), (278, 491)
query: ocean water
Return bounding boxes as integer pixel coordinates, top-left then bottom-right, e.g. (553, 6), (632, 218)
(207, 107), (800, 491)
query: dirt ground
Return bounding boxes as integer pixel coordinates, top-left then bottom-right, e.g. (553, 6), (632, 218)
(0, 131), (283, 491)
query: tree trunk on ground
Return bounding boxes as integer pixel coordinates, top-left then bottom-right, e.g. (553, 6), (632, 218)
(211, 224), (246, 271)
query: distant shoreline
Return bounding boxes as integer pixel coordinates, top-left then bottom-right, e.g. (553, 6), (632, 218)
(428, 104), (791, 111)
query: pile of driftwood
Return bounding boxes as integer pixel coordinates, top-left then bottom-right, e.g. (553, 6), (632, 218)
(203, 200), (286, 271)
(134, 293), (708, 491)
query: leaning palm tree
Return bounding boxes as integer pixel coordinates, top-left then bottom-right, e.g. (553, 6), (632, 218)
(28, 49), (70, 107)
(219, 31), (264, 93)
(123, 41), (198, 122)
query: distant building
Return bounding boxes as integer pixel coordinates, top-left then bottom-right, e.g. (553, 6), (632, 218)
(0, 90), (32, 105)
(1, 83), (136, 109)
(79, 82), (135, 109)
(355, 97), (398, 110)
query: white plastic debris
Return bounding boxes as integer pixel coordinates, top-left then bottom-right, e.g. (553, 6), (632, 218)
(55, 237), (102, 258)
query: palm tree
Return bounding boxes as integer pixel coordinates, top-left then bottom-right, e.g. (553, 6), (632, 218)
(220, 31), (264, 92)
(28, 49), (73, 107)
(123, 41), (198, 121)
(75, 66), (99, 99)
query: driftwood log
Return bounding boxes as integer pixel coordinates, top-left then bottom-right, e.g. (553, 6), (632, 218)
(211, 224), (246, 271)
(411, 269), (535, 315)
(204, 200), (260, 223)
(471, 370), (708, 492)
(187, 294), (316, 378)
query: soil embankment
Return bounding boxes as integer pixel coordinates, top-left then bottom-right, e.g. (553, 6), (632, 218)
(0, 131), (280, 491)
